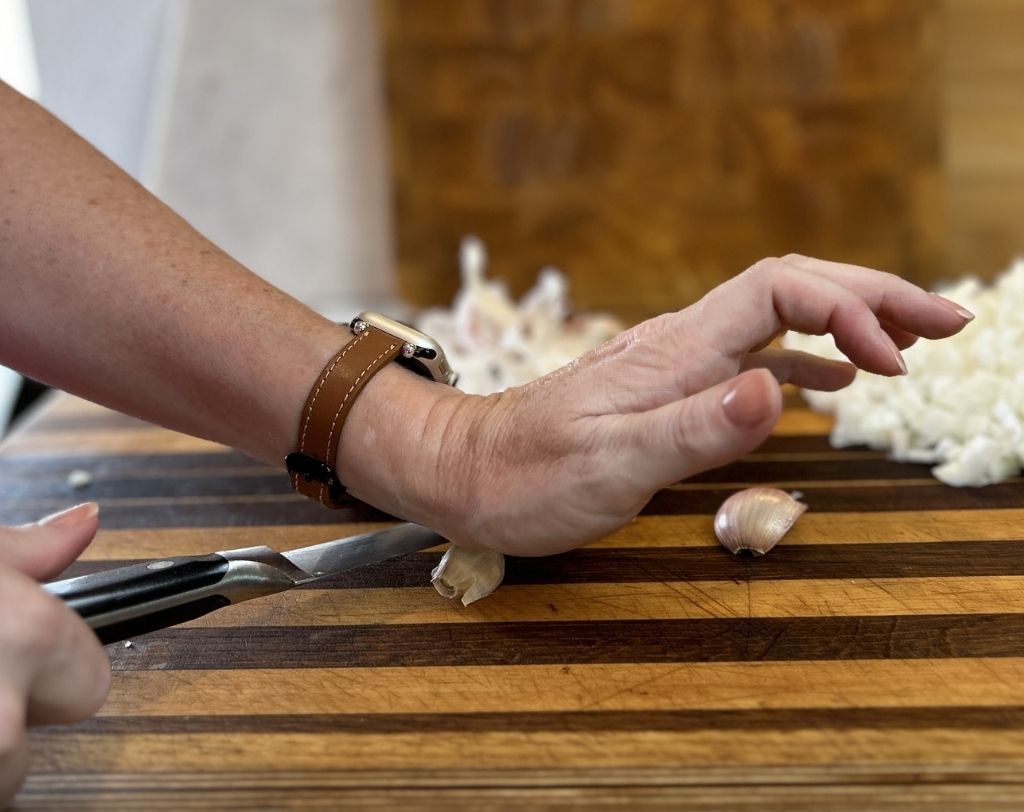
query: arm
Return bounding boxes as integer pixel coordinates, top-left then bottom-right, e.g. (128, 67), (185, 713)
(0, 80), (466, 531)
(0, 79), (973, 554)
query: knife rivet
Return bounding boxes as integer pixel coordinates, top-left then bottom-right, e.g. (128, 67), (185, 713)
(147, 560), (175, 570)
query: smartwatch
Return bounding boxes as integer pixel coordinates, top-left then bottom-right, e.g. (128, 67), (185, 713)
(285, 311), (456, 508)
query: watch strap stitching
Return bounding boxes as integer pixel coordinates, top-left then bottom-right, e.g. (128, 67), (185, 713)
(318, 339), (397, 502)
(298, 330), (367, 455)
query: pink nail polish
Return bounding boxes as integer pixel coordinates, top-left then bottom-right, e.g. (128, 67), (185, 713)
(930, 293), (975, 322)
(723, 373), (769, 427)
(879, 331), (908, 375)
(39, 502), (99, 527)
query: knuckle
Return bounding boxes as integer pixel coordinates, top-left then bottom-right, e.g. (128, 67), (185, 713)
(746, 257), (781, 278)
(670, 400), (708, 460)
(780, 252), (806, 264)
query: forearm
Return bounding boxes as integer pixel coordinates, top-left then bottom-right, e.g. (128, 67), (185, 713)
(0, 81), (466, 526)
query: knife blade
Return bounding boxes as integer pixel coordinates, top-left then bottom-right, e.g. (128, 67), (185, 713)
(44, 523), (445, 645)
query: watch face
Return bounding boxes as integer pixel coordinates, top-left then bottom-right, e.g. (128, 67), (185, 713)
(354, 311), (456, 385)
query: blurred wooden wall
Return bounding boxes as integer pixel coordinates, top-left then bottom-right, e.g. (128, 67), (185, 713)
(382, 0), (1020, 318)
(945, 0), (1024, 278)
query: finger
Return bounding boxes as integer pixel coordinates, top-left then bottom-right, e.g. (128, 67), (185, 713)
(0, 570), (110, 727)
(0, 503), (99, 581)
(629, 368), (782, 489)
(779, 254), (974, 339)
(0, 687), (30, 804)
(880, 321), (919, 351)
(743, 348), (857, 391)
(695, 259), (907, 375)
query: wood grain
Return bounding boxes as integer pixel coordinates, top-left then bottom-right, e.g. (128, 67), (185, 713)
(382, 0), (942, 318)
(8, 393), (1024, 809)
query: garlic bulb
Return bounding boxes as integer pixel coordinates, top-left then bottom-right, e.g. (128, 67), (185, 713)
(414, 236), (623, 396)
(431, 546), (505, 606)
(714, 487), (807, 555)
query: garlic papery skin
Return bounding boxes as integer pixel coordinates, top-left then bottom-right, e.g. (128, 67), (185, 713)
(431, 546), (505, 606)
(714, 488), (807, 556)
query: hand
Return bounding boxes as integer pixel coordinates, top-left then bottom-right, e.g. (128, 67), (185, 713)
(439, 255), (974, 556)
(0, 503), (110, 806)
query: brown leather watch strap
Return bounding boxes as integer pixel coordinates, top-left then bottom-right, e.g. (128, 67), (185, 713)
(288, 327), (401, 508)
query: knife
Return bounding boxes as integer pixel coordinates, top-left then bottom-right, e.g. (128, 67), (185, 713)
(44, 523), (444, 645)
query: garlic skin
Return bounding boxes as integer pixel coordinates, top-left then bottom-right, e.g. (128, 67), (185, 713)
(431, 546), (505, 606)
(714, 488), (807, 555)
(414, 236), (623, 396)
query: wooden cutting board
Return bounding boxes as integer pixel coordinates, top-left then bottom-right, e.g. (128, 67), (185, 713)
(4, 393), (1024, 810)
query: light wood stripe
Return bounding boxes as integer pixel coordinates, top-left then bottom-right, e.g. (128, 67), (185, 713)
(97, 659), (1024, 717)
(0, 428), (225, 455)
(77, 509), (1024, 560)
(178, 577), (1024, 628)
(5, 409), (831, 451)
(28, 728), (1024, 773)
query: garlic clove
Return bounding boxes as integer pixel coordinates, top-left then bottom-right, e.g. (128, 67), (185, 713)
(431, 546), (505, 606)
(714, 487), (807, 556)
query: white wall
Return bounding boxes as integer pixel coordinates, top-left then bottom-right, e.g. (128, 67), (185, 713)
(27, 0), (171, 178)
(1, 0), (399, 433)
(154, 0), (398, 317)
(23, 0), (398, 316)
(0, 0), (39, 434)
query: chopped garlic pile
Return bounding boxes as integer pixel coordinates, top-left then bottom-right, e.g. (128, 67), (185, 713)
(419, 237), (623, 603)
(783, 259), (1024, 487)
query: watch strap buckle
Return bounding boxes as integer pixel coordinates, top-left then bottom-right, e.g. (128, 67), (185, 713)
(285, 452), (347, 505)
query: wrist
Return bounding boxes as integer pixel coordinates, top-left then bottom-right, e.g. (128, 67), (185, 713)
(333, 362), (480, 535)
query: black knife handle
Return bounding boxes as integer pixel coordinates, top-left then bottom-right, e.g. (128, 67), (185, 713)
(46, 554), (233, 645)
(92, 595), (232, 645)
(47, 554), (230, 619)
(45, 550), (299, 645)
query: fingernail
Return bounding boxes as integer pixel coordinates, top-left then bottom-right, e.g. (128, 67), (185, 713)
(39, 502), (99, 528)
(880, 333), (908, 375)
(722, 373), (769, 427)
(893, 350), (908, 375)
(889, 344), (908, 375)
(930, 293), (975, 322)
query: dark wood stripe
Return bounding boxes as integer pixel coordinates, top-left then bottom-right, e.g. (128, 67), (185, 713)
(46, 705), (1024, 736)
(105, 613), (1024, 670)
(0, 453), (929, 495)
(57, 541), (1024, 586)
(5, 481), (1021, 528)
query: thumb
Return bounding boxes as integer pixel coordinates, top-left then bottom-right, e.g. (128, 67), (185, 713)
(629, 369), (782, 489)
(0, 503), (100, 581)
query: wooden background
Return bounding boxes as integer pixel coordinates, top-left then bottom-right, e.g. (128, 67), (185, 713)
(383, 0), (1024, 319)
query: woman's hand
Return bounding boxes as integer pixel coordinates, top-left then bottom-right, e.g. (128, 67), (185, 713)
(0, 503), (110, 806)
(433, 255), (974, 556)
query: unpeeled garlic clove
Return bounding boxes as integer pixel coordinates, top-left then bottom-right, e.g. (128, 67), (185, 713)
(431, 546), (505, 606)
(714, 487), (807, 556)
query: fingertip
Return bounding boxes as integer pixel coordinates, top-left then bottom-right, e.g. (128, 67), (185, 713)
(37, 502), (99, 529)
(930, 292), (975, 323)
(3, 503), (101, 581)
